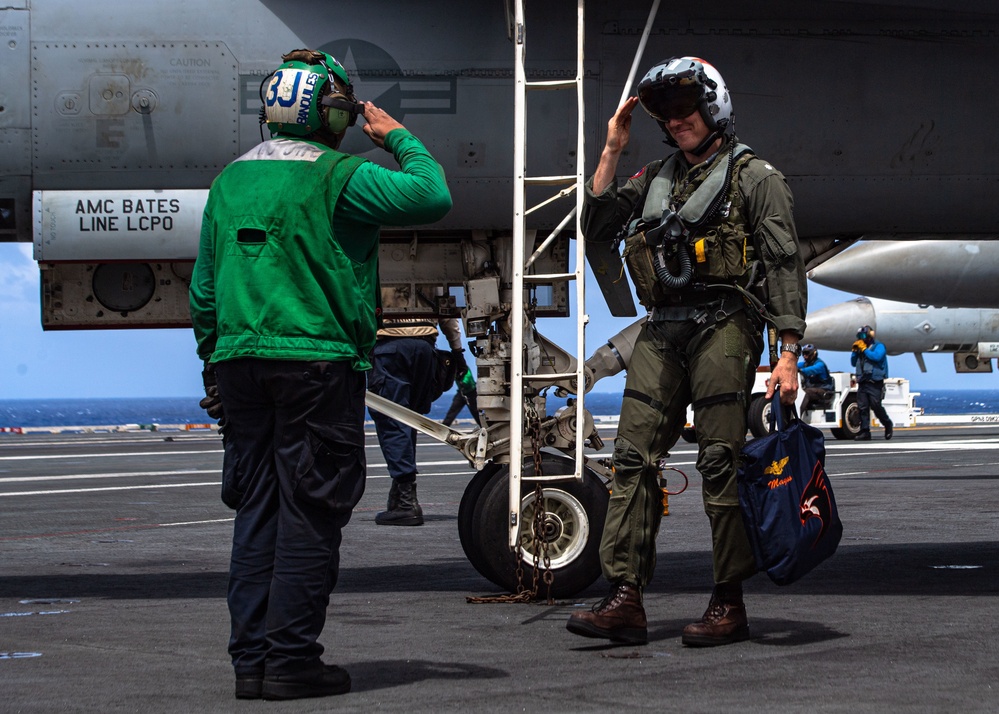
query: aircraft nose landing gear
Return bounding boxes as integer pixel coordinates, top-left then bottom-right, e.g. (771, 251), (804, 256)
(458, 454), (609, 599)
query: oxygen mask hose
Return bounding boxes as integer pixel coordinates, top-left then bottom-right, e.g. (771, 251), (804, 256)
(648, 210), (693, 288)
(653, 245), (693, 287)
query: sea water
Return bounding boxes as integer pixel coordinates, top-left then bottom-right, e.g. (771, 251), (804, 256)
(1, 390), (998, 428)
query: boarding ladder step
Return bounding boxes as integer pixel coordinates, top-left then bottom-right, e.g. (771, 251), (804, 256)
(526, 79), (577, 90)
(522, 372), (579, 382)
(524, 272), (577, 282)
(524, 175), (577, 186)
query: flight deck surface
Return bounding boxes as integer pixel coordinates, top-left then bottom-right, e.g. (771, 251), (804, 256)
(1, 423), (997, 712)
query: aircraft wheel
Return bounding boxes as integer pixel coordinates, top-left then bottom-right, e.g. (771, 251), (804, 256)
(457, 462), (503, 579)
(681, 426), (697, 443)
(747, 395), (773, 439)
(461, 454), (608, 599)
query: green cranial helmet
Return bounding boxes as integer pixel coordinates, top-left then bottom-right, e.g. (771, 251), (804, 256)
(261, 49), (356, 137)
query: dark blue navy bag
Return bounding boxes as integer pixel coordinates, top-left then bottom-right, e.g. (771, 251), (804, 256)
(738, 394), (843, 585)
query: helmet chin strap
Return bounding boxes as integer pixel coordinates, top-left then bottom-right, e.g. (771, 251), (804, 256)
(691, 128), (725, 158)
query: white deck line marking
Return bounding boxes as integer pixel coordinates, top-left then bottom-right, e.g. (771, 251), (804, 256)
(0, 482), (219, 497)
(0, 470), (218, 484)
(0, 450), (222, 461)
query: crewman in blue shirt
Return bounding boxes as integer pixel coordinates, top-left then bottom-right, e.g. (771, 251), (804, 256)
(850, 325), (893, 440)
(798, 344), (834, 413)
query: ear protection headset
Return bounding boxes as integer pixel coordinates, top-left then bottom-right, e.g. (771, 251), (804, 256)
(314, 51), (360, 133)
(259, 49), (364, 138)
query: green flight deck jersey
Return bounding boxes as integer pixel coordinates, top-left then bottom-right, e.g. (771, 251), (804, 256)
(190, 129), (452, 371)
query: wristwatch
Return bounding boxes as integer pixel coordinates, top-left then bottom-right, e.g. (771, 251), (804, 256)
(780, 343), (802, 358)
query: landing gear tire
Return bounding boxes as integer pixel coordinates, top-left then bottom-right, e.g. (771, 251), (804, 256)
(831, 395), (861, 440)
(458, 453), (608, 599)
(457, 462), (502, 578)
(681, 426), (697, 443)
(748, 395), (773, 439)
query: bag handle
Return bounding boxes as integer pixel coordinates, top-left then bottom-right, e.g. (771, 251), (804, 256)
(767, 391), (799, 433)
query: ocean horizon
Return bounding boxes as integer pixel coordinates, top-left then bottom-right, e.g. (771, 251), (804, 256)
(2, 390), (999, 428)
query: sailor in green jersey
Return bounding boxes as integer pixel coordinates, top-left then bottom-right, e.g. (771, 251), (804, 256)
(189, 49), (450, 702)
(566, 57), (806, 648)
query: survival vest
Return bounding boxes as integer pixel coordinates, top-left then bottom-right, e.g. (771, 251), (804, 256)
(622, 143), (757, 309)
(855, 344), (889, 382)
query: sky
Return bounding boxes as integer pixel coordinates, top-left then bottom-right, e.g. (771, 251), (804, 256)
(1, 241), (995, 399)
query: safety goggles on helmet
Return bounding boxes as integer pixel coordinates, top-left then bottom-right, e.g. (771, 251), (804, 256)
(802, 344), (816, 354)
(638, 68), (703, 122)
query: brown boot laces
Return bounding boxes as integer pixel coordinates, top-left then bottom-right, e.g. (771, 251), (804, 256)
(702, 601), (728, 623)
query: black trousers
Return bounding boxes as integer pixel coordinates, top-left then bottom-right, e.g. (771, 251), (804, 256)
(215, 359), (366, 676)
(442, 390), (480, 426)
(801, 386), (832, 413)
(857, 379), (892, 433)
(368, 336), (436, 480)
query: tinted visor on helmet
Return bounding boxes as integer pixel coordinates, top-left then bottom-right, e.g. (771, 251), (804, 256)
(638, 81), (703, 122)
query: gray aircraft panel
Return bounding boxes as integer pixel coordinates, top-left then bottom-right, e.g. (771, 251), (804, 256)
(6, 1), (999, 234)
(5, 0), (999, 328)
(31, 42), (239, 185)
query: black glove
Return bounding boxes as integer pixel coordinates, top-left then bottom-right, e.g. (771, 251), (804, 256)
(200, 362), (225, 421)
(450, 348), (468, 379)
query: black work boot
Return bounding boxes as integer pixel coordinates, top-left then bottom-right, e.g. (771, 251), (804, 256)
(261, 663), (351, 701)
(682, 582), (749, 647)
(375, 480), (424, 526)
(565, 582), (648, 644)
(383, 479), (401, 512)
(234, 672), (263, 700)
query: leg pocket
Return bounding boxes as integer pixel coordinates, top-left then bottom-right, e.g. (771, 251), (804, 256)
(294, 421), (366, 514)
(220, 427), (250, 510)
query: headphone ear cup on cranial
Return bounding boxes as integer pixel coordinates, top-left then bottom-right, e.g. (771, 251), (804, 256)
(324, 91), (351, 133)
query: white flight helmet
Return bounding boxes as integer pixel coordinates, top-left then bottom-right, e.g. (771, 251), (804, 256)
(637, 56), (735, 154)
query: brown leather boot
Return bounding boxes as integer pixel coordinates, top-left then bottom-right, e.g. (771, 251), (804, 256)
(681, 582), (749, 647)
(565, 583), (648, 644)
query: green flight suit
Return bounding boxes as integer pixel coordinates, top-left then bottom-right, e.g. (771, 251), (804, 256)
(583, 140), (807, 587)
